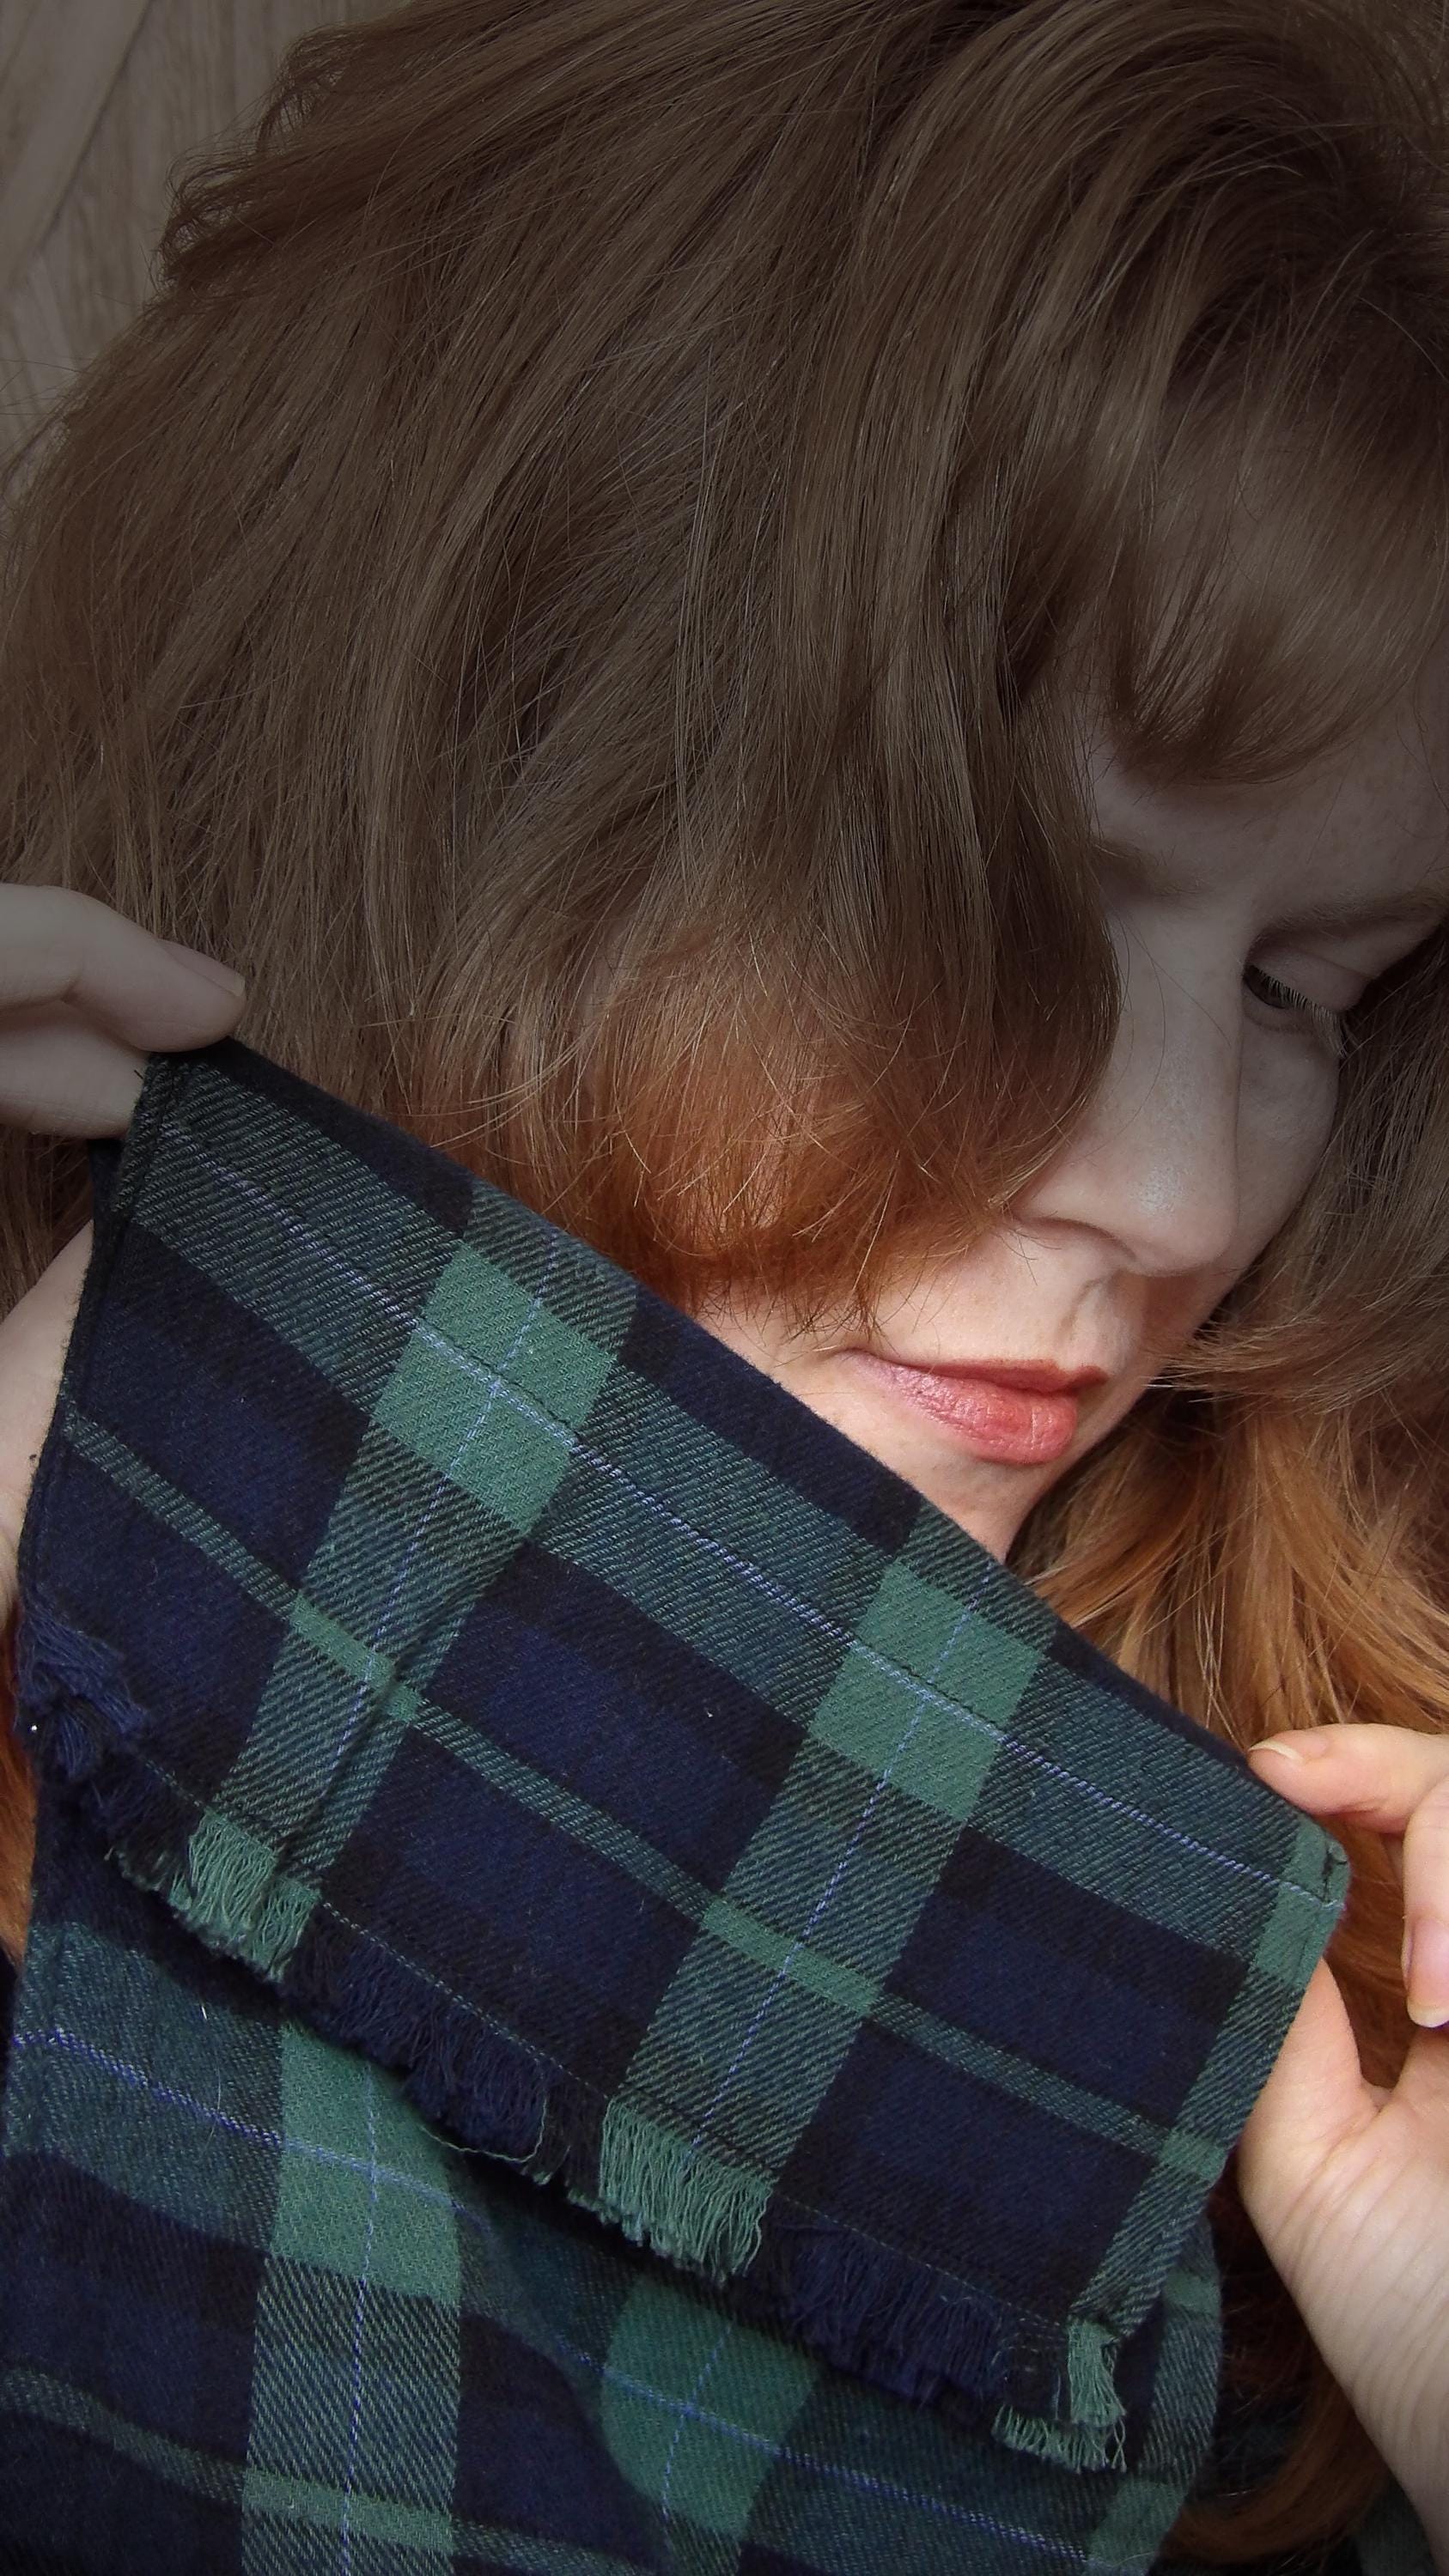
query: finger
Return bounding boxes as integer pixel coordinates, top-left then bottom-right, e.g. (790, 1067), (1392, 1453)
(1246, 1725), (1449, 1841)
(0, 1008), (149, 1135)
(1399, 1787), (1449, 2027)
(0, 1223), (93, 1628)
(1236, 1955), (1379, 2233)
(0, 886), (245, 1038)
(1248, 1727), (1449, 2028)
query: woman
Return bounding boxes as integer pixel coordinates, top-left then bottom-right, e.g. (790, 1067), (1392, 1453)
(2, 0), (1449, 2566)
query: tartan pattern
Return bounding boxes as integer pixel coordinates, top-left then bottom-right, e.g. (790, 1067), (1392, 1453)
(0, 1032), (1421, 2572)
(0, 1795), (1226, 2574)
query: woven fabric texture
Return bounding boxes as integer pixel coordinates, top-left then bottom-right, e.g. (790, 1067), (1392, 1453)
(0, 1033), (1422, 2574)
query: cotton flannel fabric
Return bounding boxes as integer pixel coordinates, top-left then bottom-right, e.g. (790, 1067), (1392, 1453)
(0, 1033), (1431, 2574)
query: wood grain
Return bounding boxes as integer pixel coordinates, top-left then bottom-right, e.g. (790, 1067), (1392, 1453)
(0, 0), (386, 463)
(0, 0), (153, 317)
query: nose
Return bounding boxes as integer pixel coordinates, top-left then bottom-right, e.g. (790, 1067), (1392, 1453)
(1013, 931), (1243, 1277)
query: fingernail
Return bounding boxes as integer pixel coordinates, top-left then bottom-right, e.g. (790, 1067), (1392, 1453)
(1404, 1920), (1449, 2027)
(161, 939), (246, 996)
(1251, 1734), (1334, 1764)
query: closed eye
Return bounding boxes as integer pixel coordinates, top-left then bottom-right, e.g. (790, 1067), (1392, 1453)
(1243, 963), (1355, 1060)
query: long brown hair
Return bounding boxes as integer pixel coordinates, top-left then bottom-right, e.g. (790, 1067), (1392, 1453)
(4, 1), (1449, 2557)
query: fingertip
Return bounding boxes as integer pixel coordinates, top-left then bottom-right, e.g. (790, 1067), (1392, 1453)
(156, 939), (247, 999)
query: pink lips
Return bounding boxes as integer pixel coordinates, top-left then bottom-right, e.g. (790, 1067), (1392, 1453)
(846, 1352), (1099, 1464)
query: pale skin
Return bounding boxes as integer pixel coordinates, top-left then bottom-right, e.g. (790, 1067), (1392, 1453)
(4, 639), (1449, 2548)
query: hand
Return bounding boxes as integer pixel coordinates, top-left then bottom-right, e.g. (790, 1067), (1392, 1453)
(1239, 1725), (1449, 2548)
(0, 882), (246, 1135)
(0, 884), (248, 1625)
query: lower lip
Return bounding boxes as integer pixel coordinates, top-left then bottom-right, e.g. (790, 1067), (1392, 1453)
(846, 1353), (1085, 1464)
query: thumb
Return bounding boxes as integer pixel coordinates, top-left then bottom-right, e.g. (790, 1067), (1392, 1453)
(1235, 1955), (1382, 2243)
(0, 1224), (94, 1630)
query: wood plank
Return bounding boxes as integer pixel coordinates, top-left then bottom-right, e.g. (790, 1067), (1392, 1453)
(0, 0), (43, 94)
(0, 0), (154, 313)
(0, 250), (79, 454)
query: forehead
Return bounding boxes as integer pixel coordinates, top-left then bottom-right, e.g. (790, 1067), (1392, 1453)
(1087, 639), (1449, 920)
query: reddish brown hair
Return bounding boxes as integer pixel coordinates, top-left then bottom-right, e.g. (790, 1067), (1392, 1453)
(5, 0), (1449, 2555)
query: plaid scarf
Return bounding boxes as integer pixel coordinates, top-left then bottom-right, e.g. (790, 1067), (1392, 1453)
(0, 1035), (1429, 2573)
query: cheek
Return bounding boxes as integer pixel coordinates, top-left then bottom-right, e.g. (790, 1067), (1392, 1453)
(1238, 1070), (1340, 1253)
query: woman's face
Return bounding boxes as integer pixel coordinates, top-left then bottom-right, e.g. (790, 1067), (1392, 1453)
(696, 639), (1449, 1565)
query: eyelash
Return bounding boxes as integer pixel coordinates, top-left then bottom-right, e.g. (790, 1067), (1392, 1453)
(1242, 963), (1357, 1062)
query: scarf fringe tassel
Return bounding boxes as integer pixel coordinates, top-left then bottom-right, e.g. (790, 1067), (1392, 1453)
(21, 1604), (1129, 2476)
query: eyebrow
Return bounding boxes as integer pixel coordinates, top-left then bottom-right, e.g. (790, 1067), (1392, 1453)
(1095, 838), (1449, 939)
